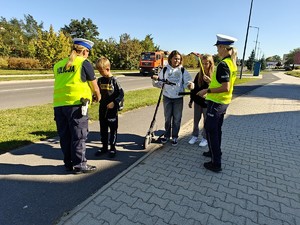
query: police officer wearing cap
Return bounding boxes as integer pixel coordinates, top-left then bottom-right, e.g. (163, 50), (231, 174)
(198, 34), (238, 172)
(53, 38), (101, 174)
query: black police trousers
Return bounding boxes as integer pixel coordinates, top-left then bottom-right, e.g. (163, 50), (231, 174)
(205, 100), (229, 165)
(54, 105), (88, 169)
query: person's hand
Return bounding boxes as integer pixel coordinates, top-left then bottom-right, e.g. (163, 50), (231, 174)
(203, 75), (211, 83)
(151, 75), (158, 80)
(188, 102), (193, 108)
(92, 94), (101, 103)
(107, 102), (114, 109)
(197, 89), (207, 98)
(187, 81), (194, 90)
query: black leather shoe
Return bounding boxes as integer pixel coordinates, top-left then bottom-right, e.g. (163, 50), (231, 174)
(74, 165), (97, 174)
(109, 147), (116, 158)
(204, 161), (222, 172)
(95, 148), (108, 156)
(203, 151), (212, 157)
(64, 165), (73, 172)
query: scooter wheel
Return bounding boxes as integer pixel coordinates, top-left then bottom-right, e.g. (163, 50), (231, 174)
(143, 135), (151, 149)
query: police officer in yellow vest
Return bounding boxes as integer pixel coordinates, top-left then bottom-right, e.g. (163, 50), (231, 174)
(53, 38), (101, 174)
(198, 34), (238, 172)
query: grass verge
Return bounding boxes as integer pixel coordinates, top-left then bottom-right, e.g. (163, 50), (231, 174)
(0, 88), (160, 154)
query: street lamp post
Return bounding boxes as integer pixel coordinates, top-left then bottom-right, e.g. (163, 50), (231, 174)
(250, 26), (259, 60)
(239, 0), (254, 79)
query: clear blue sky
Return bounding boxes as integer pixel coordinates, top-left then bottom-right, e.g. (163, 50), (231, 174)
(1, 0), (299, 60)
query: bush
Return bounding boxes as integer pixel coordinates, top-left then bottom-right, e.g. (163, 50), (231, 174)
(8, 57), (41, 70)
(0, 57), (8, 69)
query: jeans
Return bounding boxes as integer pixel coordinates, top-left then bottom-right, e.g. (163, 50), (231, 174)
(205, 100), (228, 165)
(192, 103), (207, 139)
(163, 96), (183, 139)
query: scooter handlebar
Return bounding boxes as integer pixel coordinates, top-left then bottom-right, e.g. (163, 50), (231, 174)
(151, 76), (176, 86)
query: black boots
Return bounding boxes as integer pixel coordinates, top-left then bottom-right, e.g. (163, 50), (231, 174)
(204, 161), (222, 172)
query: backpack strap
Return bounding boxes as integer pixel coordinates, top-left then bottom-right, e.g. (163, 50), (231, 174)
(162, 67), (167, 80)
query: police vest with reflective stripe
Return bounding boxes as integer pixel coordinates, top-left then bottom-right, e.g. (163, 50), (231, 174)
(206, 57), (237, 104)
(53, 56), (92, 107)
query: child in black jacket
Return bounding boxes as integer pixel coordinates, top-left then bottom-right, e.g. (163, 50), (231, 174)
(94, 57), (124, 158)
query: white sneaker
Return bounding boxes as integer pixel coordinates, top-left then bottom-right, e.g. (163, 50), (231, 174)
(188, 136), (198, 145)
(199, 138), (208, 147)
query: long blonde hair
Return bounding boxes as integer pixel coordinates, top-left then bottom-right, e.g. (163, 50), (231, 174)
(65, 44), (88, 69)
(223, 45), (238, 67)
(198, 54), (214, 86)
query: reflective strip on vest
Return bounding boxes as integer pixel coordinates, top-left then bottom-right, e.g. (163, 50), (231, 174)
(206, 57), (237, 104)
(53, 56), (92, 107)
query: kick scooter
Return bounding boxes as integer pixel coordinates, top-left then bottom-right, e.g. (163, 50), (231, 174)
(143, 78), (175, 149)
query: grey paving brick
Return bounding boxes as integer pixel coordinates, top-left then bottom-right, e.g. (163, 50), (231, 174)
(114, 183), (137, 196)
(116, 192), (138, 206)
(169, 213), (196, 225)
(166, 200), (189, 217)
(102, 188), (123, 200)
(185, 207), (209, 224)
(188, 182), (208, 195)
(146, 184), (166, 197)
(225, 193), (247, 209)
(176, 186), (196, 200)
(97, 197), (122, 212)
(157, 174), (175, 184)
(117, 216), (139, 225)
(132, 198), (155, 214)
(258, 196), (280, 211)
(258, 212), (284, 225)
(115, 204), (140, 220)
(234, 204), (257, 223)
(148, 194), (170, 209)
(180, 196), (202, 211)
(269, 208), (296, 225)
(132, 210), (159, 225)
(145, 177), (163, 189)
(131, 180), (151, 192)
(162, 190), (184, 204)
(131, 188), (153, 202)
(97, 208), (123, 225)
(150, 205), (174, 223)
(221, 210), (246, 225)
(206, 187), (226, 202)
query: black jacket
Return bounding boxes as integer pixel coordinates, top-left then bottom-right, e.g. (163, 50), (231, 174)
(97, 76), (124, 110)
(190, 72), (209, 108)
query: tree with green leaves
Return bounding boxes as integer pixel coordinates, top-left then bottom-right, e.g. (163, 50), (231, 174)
(35, 26), (71, 68)
(140, 34), (158, 52)
(259, 55), (267, 70)
(118, 33), (143, 70)
(92, 38), (119, 69)
(61, 17), (99, 42)
(246, 49), (255, 70)
(284, 48), (300, 67)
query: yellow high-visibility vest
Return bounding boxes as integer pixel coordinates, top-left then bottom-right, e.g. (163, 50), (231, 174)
(53, 56), (92, 107)
(206, 57), (237, 104)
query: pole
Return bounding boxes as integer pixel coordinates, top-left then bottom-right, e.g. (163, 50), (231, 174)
(250, 26), (259, 60)
(239, 0), (254, 79)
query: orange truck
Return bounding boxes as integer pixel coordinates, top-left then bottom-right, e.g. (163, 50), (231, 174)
(139, 51), (167, 76)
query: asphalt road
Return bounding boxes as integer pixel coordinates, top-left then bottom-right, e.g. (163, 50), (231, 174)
(0, 74), (157, 110)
